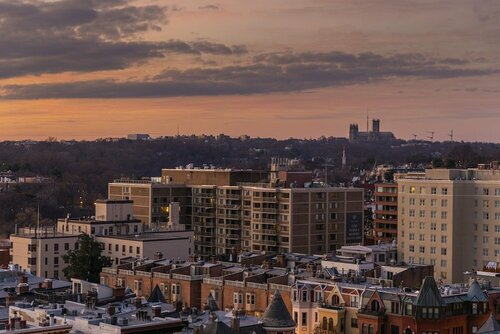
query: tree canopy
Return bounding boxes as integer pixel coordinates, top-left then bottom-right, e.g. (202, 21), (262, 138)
(62, 233), (112, 283)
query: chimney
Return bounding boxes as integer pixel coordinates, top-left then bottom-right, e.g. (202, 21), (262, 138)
(107, 305), (116, 316)
(20, 275), (28, 284)
(154, 252), (163, 261)
(231, 310), (240, 332)
(263, 260), (273, 270)
(152, 305), (162, 318)
(5, 291), (16, 306)
(44, 279), (53, 290)
(276, 254), (286, 267)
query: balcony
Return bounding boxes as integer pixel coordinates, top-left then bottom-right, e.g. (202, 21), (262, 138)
(254, 229), (277, 235)
(253, 207), (278, 213)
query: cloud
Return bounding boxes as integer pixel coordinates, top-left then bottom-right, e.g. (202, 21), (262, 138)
(198, 5), (220, 11)
(1, 51), (496, 99)
(0, 0), (245, 79)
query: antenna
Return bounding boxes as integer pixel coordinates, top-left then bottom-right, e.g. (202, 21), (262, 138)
(366, 110), (369, 132)
(411, 134), (417, 141)
(449, 130), (454, 142)
(426, 131), (435, 142)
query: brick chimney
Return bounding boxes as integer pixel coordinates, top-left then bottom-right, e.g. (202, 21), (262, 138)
(263, 260), (273, 269)
(154, 252), (163, 260)
(152, 305), (162, 318)
(276, 254), (286, 267)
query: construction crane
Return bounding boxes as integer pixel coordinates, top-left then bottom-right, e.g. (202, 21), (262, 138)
(449, 130), (454, 142)
(426, 131), (435, 142)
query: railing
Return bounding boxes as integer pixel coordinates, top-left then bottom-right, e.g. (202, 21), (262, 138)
(136, 270), (152, 278)
(253, 218), (276, 224)
(246, 282), (267, 289)
(225, 280), (245, 287)
(153, 272), (171, 279)
(254, 229), (277, 235)
(254, 207), (278, 213)
(102, 267), (117, 274)
(269, 283), (292, 292)
(257, 239), (278, 246)
(172, 273), (205, 281)
(119, 269), (134, 276)
(203, 277), (223, 286)
(226, 234), (241, 239)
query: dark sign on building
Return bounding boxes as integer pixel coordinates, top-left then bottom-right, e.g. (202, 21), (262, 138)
(346, 212), (363, 244)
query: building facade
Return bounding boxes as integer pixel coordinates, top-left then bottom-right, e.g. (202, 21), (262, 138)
(397, 166), (500, 283)
(374, 183), (398, 243)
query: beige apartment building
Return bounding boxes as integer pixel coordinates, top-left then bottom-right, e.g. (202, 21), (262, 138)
(108, 179), (192, 229)
(10, 200), (193, 280)
(397, 165), (500, 283)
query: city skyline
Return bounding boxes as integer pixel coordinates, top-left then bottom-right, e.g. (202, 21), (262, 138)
(0, 0), (499, 142)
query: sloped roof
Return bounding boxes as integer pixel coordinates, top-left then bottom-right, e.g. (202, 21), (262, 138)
(147, 285), (166, 303)
(414, 277), (446, 307)
(262, 290), (296, 329)
(206, 293), (219, 311)
(477, 314), (500, 334)
(467, 280), (488, 302)
(204, 320), (235, 334)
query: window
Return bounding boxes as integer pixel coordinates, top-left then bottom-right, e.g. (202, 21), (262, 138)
(441, 260), (447, 267)
(441, 199), (448, 207)
(441, 188), (448, 195)
(441, 211), (447, 219)
(441, 236), (447, 243)
(431, 199), (437, 206)
(430, 223), (437, 230)
(431, 187), (437, 194)
(246, 293), (255, 305)
(301, 312), (307, 326)
(419, 246), (425, 253)
(134, 280), (142, 292)
(350, 295), (359, 308)
(409, 245), (415, 252)
(351, 317), (358, 328)
(430, 247), (436, 254)
(441, 248), (447, 255)
(484, 224), (489, 232)
(64, 243), (69, 251)
(483, 188), (489, 196)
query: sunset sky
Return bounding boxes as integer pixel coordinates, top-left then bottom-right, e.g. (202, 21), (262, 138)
(0, 0), (499, 141)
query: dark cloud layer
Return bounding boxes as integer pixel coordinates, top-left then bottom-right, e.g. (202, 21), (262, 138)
(0, 0), (245, 79)
(2, 51), (496, 99)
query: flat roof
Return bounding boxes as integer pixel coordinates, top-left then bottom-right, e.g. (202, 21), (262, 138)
(101, 231), (192, 242)
(95, 199), (133, 204)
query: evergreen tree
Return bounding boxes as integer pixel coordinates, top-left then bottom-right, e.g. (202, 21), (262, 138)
(62, 233), (112, 282)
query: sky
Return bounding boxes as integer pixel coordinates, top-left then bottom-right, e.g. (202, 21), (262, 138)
(0, 0), (499, 142)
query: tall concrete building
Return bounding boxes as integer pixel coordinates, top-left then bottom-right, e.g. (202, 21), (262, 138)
(397, 164), (500, 283)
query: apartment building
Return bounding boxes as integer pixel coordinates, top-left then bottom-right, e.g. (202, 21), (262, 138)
(397, 165), (500, 283)
(10, 200), (193, 279)
(108, 179), (192, 229)
(373, 183), (398, 243)
(108, 168), (363, 258)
